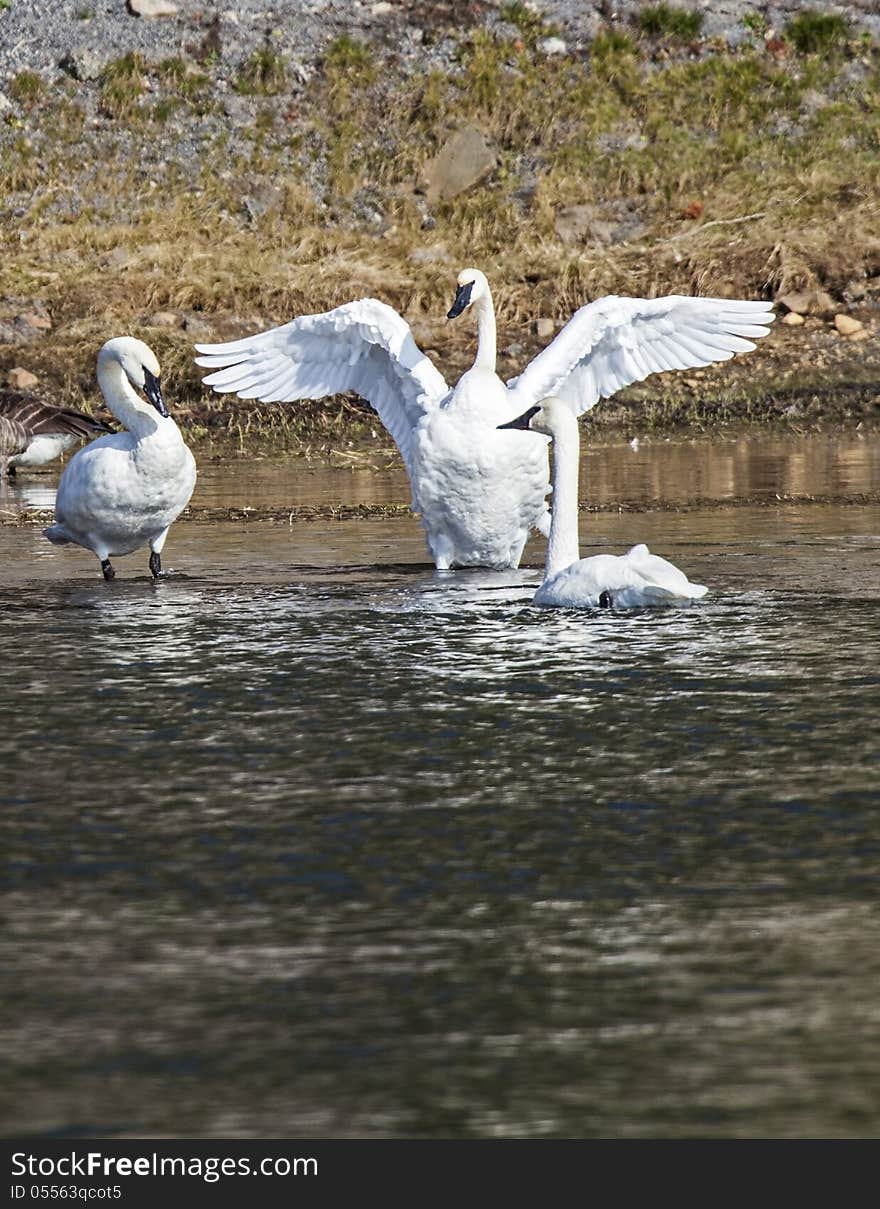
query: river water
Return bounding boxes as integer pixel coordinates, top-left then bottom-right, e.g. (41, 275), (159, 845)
(1, 430), (878, 1138)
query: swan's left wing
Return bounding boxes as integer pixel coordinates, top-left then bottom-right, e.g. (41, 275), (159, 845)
(506, 294), (775, 416)
(194, 298), (450, 478)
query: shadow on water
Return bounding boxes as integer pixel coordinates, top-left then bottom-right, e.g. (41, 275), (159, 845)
(1, 434), (879, 1138)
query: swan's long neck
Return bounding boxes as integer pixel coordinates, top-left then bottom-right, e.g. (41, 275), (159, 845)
(545, 411), (582, 579)
(472, 287), (497, 373)
(97, 357), (162, 439)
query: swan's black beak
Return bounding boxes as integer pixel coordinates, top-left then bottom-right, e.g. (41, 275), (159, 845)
(497, 406), (540, 431)
(447, 281), (474, 319)
(142, 367), (169, 418)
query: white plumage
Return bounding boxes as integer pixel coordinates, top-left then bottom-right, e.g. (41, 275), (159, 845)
(195, 268), (774, 570)
(43, 337), (197, 581)
(499, 397), (708, 609)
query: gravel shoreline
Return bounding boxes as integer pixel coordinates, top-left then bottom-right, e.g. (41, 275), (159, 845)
(2, 1), (879, 86)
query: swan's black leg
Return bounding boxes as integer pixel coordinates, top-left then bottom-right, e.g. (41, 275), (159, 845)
(149, 551), (162, 578)
(599, 590), (613, 608)
(101, 558), (115, 581)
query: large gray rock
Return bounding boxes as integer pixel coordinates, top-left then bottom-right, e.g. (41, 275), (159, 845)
(242, 183), (285, 223)
(555, 202), (645, 247)
(424, 126), (496, 204)
(7, 367), (40, 390)
(777, 289), (837, 317)
(59, 48), (106, 81)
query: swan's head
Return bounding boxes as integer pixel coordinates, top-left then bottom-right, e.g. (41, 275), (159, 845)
(497, 395), (574, 439)
(447, 268), (490, 319)
(98, 336), (168, 418)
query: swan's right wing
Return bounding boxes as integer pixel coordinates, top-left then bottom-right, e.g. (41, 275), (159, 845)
(507, 294), (775, 416)
(194, 298), (450, 474)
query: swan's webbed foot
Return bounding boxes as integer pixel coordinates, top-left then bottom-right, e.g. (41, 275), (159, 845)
(101, 558), (115, 581)
(598, 590), (613, 608)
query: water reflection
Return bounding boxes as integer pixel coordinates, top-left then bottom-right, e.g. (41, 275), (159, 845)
(582, 427), (879, 504)
(3, 429), (877, 526)
(0, 479), (56, 511)
(182, 428), (880, 514)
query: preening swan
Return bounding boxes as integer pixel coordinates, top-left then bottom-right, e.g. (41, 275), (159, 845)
(43, 337), (197, 581)
(499, 397), (708, 609)
(0, 391), (113, 478)
(195, 269), (774, 570)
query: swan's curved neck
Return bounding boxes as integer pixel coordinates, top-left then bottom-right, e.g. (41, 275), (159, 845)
(472, 288), (497, 373)
(97, 358), (161, 438)
(545, 411), (582, 579)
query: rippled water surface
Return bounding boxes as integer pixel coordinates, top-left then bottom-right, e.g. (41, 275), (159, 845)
(1, 436), (879, 1138)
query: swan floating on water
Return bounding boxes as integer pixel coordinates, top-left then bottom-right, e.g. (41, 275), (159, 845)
(499, 396), (708, 609)
(0, 391), (113, 478)
(195, 269), (774, 570)
(43, 337), (197, 581)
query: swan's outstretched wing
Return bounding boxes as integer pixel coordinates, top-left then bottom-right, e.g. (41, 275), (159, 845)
(507, 295), (775, 416)
(194, 298), (450, 473)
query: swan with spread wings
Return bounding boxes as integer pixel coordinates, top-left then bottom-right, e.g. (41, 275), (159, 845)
(195, 269), (774, 570)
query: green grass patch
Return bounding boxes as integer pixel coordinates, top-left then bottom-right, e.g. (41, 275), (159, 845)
(785, 10), (850, 55)
(742, 12), (768, 37)
(324, 34), (376, 78)
(499, 1), (558, 43)
(589, 30), (639, 89)
(638, 4), (704, 41)
(49, 97), (86, 144)
(100, 53), (148, 119)
(8, 70), (45, 107)
(234, 46), (288, 96)
(157, 57), (212, 102)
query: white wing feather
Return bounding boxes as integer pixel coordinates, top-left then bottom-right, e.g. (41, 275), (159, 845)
(507, 295), (775, 416)
(194, 298), (450, 474)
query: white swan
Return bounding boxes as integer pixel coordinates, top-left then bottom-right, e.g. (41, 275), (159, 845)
(499, 396), (708, 609)
(43, 337), (197, 581)
(0, 391), (114, 478)
(194, 268), (774, 570)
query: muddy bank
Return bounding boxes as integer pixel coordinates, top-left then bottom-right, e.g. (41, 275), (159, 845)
(7, 490), (880, 534)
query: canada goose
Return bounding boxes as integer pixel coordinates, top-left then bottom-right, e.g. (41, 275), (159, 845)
(0, 390), (113, 478)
